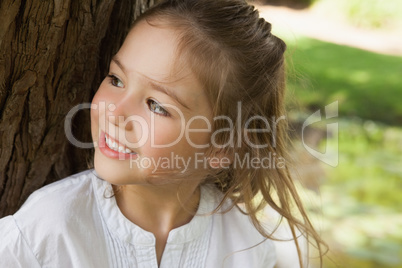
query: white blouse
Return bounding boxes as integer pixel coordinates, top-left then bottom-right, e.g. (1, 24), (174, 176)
(0, 170), (277, 268)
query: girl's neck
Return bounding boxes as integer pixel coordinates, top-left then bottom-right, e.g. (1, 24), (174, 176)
(114, 182), (201, 265)
(113, 182), (201, 234)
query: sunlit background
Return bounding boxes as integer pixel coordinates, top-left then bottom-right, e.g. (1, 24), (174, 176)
(253, 0), (402, 267)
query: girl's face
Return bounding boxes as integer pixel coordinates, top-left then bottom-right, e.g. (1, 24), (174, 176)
(91, 20), (213, 185)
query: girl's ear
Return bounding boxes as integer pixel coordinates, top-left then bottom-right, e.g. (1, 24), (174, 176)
(208, 149), (233, 169)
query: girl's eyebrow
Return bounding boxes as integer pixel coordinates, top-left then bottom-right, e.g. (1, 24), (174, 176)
(148, 81), (190, 110)
(111, 55), (190, 111)
(111, 56), (127, 74)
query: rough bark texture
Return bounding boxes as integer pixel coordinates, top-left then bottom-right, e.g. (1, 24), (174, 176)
(0, 0), (156, 217)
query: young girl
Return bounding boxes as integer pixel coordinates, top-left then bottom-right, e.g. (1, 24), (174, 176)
(0, 0), (326, 267)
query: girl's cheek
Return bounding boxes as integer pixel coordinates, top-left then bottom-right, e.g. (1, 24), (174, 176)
(90, 89), (109, 139)
(91, 97), (99, 122)
(91, 93), (102, 123)
(148, 119), (184, 147)
(91, 85), (114, 122)
(90, 99), (100, 143)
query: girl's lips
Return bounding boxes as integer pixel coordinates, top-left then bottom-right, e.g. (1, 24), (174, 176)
(98, 131), (138, 160)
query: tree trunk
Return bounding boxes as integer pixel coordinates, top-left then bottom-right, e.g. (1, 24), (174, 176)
(0, 0), (156, 217)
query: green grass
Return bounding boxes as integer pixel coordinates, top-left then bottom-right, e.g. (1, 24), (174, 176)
(283, 37), (402, 125)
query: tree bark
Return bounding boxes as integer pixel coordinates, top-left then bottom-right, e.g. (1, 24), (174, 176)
(0, 0), (156, 217)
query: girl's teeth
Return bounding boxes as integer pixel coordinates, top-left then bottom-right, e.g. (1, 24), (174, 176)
(105, 134), (135, 154)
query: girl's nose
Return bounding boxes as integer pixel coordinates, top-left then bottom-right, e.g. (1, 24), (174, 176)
(105, 97), (135, 132)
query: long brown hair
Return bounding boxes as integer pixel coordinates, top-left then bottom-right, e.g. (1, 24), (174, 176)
(132, 0), (327, 266)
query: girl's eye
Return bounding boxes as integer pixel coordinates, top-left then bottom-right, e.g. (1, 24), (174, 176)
(107, 74), (124, 88)
(147, 99), (170, 117)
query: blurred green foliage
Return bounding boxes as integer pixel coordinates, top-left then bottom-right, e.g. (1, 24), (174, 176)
(307, 120), (402, 268)
(285, 37), (402, 125)
(325, 120), (402, 208)
(275, 21), (402, 268)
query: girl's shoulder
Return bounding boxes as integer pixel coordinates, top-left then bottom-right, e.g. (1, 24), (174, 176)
(15, 169), (97, 218)
(4, 169), (99, 233)
(0, 170), (109, 267)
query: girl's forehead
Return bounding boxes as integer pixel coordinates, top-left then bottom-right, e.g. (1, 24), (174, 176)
(116, 20), (211, 114)
(121, 21), (187, 81)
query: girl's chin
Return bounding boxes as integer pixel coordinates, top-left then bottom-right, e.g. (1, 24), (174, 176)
(93, 156), (146, 185)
